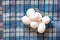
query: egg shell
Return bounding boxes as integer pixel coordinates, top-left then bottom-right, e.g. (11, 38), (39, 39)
(30, 22), (39, 29)
(42, 16), (51, 24)
(26, 8), (35, 17)
(21, 16), (30, 25)
(37, 23), (46, 33)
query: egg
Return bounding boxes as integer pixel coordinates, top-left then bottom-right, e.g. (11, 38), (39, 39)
(37, 23), (46, 33)
(26, 8), (35, 17)
(42, 16), (51, 24)
(29, 12), (42, 21)
(30, 22), (39, 29)
(29, 13), (38, 21)
(35, 12), (42, 22)
(21, 16), (30, 25)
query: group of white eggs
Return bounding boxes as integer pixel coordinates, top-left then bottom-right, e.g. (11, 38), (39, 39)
(21, 8), (51, 33)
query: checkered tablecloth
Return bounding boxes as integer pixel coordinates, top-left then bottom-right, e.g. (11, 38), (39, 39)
(0, 0), (60, 40)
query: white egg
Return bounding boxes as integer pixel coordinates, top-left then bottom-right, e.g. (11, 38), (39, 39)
(30, 22), (39, 29)
(21, 16), (30, 25)
(29, 13), (38, 21)
(35, 12), (42, 22)
(38, 23), (46, 33)
(42, 16), (51, 24)
(29, 12), (42, 21)
(26, 8), (35, 17)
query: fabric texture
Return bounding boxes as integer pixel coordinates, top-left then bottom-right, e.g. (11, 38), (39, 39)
(0, 0), (60, 40)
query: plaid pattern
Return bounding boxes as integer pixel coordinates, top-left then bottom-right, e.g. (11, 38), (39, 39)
(1, 0), (60, 40)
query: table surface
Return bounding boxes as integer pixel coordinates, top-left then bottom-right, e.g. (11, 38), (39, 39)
(0, 0), (60, 40)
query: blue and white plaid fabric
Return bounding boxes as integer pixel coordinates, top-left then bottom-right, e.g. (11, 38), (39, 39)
(0, 0), (60, 40)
